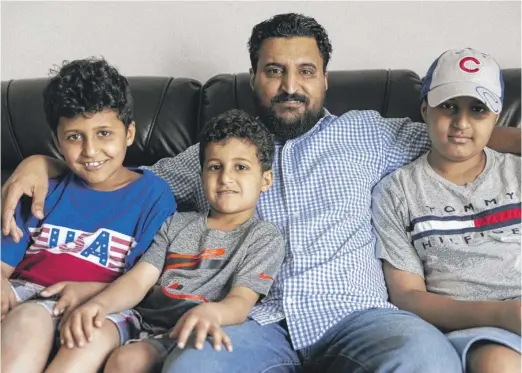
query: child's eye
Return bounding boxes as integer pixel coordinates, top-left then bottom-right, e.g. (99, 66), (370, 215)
(98, 130), (111, 137)
(471, 105), (488, 114)
(439, 103), (456, 110)
(208, 165), (221, 171)
(236, 164), (248, 171)
(66, 134), (82, 141)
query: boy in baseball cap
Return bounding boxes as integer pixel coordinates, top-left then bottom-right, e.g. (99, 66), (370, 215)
(372, 48), (520, 373)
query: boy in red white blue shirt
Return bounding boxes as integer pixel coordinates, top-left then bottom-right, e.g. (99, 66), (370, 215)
(1, 58), (175, 373)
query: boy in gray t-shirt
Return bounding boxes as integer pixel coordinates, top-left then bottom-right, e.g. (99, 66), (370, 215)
(372, 48), (521, 373)
(59, 109), (285, 372)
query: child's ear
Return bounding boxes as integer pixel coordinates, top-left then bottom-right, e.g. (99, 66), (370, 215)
(126, 122), (136, 146)
(51, 133), (62, 155)
(260, 170), (274, 193)
(420, 100), (428, 123)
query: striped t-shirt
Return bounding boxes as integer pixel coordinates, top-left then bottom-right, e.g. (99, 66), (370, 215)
(372, 147), (521, 301)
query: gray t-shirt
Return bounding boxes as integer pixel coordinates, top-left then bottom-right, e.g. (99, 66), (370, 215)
(135, 211), (285, 333)
(372, 148), (521, 301)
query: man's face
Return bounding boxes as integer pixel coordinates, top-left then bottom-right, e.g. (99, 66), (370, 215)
(250, 37), (328, 141)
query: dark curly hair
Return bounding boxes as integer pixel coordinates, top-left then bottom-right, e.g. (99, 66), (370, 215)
(198, 109), (275, 172)
(248, 13), (333, 73)
(43, 57), (133, 133)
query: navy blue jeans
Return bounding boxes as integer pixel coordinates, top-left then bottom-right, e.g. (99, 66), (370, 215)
(161, 308), (461, 373)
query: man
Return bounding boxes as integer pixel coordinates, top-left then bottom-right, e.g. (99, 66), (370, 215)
(2, 13), (520, 373)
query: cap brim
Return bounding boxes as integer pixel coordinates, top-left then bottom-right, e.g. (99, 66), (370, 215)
(427, 82), (502, 114)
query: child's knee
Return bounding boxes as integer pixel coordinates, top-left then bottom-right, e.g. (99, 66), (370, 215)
(1, 304), (55, 373)
(104, 343), (161, 373)
(104, 347), (130, 373)
(45, 322), (121, 373)
(467, 343), (521, 373)
(3, 302), (53, 334)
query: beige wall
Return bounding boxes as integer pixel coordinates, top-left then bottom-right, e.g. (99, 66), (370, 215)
(2, 1), (520, 82)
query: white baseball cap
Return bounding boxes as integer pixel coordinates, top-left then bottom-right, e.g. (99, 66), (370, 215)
(420, 48), (504, 114)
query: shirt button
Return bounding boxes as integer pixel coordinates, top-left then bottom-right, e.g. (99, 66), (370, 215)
(287, 297), (294, 304)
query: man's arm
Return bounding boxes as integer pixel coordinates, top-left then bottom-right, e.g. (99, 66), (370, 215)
(2, 144), (205, 240)
(383, 262), (521, 335)
(2, 155), (68, 238)
(143, 144), (207, 212)
(488, 126), (521, 155)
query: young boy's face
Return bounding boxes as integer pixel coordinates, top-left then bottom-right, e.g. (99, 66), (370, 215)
(54, 109), (135, 190)
(202, 137), (273, 219)
(421, 96), (498, 163)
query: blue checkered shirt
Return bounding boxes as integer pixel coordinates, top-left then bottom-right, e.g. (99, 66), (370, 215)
(145, 110), (430, 350)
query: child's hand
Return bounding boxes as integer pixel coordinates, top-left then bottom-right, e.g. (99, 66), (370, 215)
(169, 303), (233, 352)
(59, 301), (107, 349)
(40, 281), (107, 318)
(1, 279), (17, 319)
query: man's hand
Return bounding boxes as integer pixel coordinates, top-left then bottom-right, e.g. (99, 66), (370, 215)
(40, 281), (108, 320)
(169, 303), (233, 352)
(59, 301), (106, 348)
(2, 155), (50, 241)
(1, 278), (18, 319)
(497, 300), (521, 335)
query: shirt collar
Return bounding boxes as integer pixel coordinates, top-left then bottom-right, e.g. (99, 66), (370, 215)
(273, 107), (333, 146)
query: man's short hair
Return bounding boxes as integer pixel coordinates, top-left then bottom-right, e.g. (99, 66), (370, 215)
(198, 109), (275, 172)
(43, 57), (134, 133)
(248, 13), (333, 73)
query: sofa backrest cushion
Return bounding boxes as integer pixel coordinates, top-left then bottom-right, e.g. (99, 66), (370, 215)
(2, 68), (520, 183)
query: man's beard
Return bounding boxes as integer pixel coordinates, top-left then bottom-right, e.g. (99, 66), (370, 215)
(254, 91), (324, 142)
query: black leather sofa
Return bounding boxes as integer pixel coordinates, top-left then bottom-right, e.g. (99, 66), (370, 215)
(2, 69), (520, 183)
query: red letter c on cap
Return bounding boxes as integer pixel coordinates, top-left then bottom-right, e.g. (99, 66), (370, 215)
(459, 57), (480, 73)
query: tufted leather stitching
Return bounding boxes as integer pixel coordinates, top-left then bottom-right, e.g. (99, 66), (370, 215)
(144, 77), (174, 148)
(233, 74), (238, 110)
(3, 80), (24, 162)
(381, 69), (391, 117)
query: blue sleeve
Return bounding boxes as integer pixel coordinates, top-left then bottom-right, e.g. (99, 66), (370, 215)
(377, 113), (431, 175)
(1, 176), (65, 268)
(1, 198), (32, 267)
(125, 180), (177, 269)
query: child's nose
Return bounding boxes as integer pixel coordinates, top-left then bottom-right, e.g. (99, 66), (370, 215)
(82, 138), (99, 156)
(452, 113), (471, 130)
(219, 169), (233, 184)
